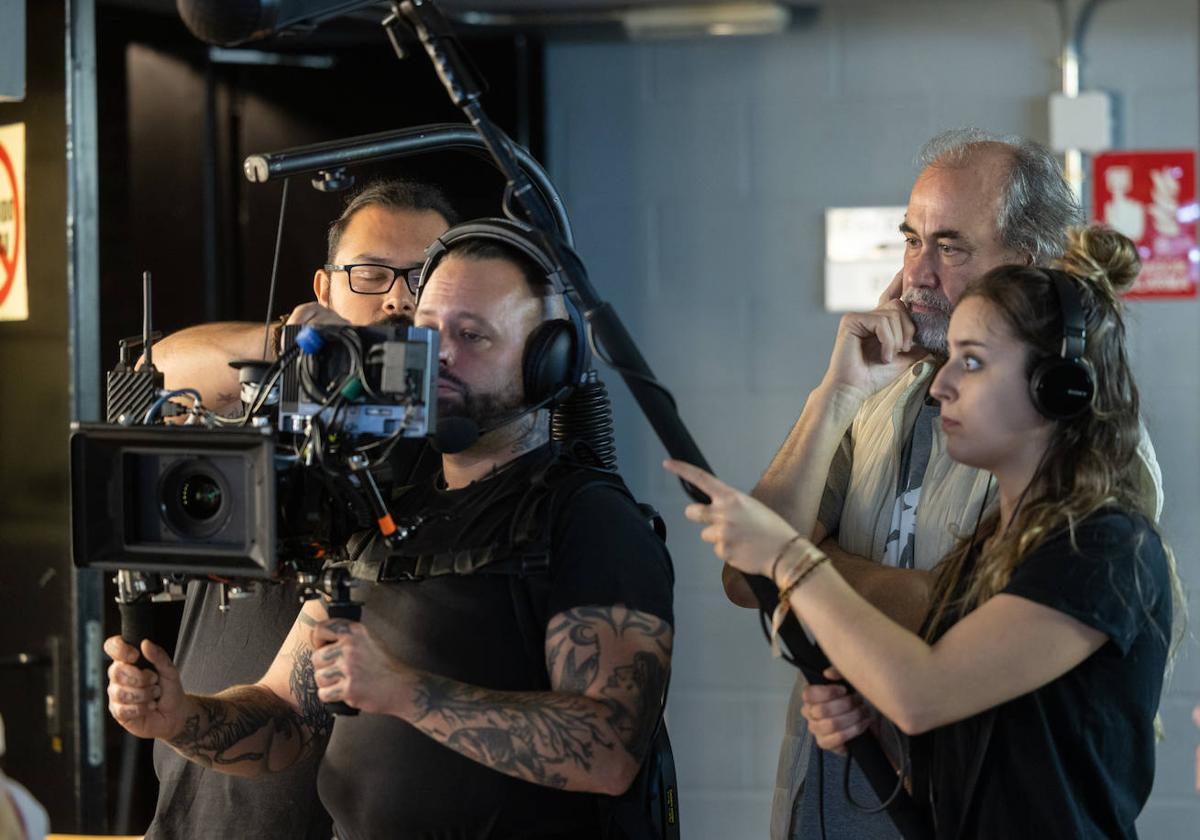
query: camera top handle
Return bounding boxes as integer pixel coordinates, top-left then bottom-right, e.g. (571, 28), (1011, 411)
(242, 123), (574, 247)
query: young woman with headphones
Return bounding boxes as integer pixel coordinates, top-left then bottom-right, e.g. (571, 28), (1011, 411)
(666, 226), (1185, 838)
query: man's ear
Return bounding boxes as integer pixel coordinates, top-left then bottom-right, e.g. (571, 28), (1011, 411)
(314, 269), (331, 306)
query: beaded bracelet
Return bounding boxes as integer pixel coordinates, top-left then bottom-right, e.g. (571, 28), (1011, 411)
(769, 534), (805, 584)
(769, 546), (830, 657)
(779, 554), (829, 603)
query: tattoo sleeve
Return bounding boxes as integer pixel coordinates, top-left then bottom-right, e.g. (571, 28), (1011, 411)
(405, 605), (672, 793)
(167, 640), (333, 777)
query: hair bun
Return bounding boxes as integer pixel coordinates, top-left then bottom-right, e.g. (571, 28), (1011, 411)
(1056, 225), (1141, 301)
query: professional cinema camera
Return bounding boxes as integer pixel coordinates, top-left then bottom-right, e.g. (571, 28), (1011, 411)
(70, 271), (439, 649)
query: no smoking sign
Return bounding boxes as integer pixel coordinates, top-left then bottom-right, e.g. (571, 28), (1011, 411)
(0, 122), (27, 321)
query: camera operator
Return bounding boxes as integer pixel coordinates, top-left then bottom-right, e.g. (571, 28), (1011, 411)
(106, 221), (675, 839)
(150, 178), (456, 417)
(141, 178), (456, 840)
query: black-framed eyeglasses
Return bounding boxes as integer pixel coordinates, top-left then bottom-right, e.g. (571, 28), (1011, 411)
(324, 263), (424, 296)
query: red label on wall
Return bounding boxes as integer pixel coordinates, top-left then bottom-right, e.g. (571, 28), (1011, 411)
(1093, 150), (1197, 299)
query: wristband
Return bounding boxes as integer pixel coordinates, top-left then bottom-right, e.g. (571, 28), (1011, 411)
(769, 547), (829, 658)
(770, 534), (804, 585)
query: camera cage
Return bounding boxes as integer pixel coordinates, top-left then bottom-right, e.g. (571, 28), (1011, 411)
(72, 323), (438, 582)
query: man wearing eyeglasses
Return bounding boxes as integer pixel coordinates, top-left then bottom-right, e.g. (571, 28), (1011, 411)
(141, 178), (455, 840)
(151, 179), (456, 417)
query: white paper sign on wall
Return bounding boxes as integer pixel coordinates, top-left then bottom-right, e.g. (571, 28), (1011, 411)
(824, 206), (906, 312)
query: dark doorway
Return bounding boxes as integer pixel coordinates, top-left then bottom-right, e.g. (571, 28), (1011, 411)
(96, 4), (543, 375)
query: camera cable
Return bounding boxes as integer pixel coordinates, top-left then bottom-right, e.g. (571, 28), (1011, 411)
(260, 178), (291, 360)
(143, 388), (204, 424)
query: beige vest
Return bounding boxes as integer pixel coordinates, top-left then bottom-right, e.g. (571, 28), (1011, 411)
(837, 359), (994, 570)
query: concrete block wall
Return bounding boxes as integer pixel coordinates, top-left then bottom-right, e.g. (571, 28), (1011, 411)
(544, 0), (1200, 836)
(0, 0), (25, 102)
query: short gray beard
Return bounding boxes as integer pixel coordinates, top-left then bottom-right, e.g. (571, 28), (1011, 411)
(901, 288), (951, 357)
(909, 310), (949, 357)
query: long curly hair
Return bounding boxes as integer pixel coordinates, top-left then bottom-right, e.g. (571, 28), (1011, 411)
(923, 226), (1185, 660)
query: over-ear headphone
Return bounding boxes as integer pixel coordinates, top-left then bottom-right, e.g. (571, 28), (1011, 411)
(416, 218), (591, 408)
(1028, 273), (1096, 420)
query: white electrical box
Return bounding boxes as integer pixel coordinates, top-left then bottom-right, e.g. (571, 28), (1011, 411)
(1049, 91), (1111, 153)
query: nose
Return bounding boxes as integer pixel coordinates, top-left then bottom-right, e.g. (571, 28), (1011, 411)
(904, 242), (939, 291)
(382, 284), (416, 318)
(929, 362), (956, 404)
(436, 329), (454, 367)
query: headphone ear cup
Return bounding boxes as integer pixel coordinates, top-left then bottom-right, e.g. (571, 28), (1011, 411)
(523, 319), (577, 406)
(1029, 357), (1096, 420)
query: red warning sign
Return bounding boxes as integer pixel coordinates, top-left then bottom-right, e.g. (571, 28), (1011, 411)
(0, 137), (21, 309)
(1093, 150), (1198, 299)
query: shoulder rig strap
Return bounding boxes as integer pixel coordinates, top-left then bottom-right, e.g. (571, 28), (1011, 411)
(375, 545), (505, 582)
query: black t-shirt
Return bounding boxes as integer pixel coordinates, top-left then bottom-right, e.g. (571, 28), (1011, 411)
(916, 509), (1171, 839)
(317, 446), (674, 840)
(147, 439), (434, 840)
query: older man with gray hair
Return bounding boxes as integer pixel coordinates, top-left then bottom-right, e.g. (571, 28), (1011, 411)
(735, 129), (1163, 839)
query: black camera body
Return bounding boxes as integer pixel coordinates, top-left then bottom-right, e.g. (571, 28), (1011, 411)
(70, 324), (439, 582)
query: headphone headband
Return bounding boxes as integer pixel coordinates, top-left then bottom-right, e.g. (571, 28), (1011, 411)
(1053, 273), (1087, 360)
(418, 218), (568, 303)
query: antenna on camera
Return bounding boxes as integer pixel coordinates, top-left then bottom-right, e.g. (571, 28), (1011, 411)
(142, 270), (155, 370)
(105, 271), (164, 425)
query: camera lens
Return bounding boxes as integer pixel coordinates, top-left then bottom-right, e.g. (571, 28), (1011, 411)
(160, 458), (231, 539)
(179, 474), (223, 520)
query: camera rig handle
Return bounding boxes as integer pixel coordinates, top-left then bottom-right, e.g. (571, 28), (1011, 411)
(116, 570), (162, 673)
(117, 601), (157, 673)
(322, 567), (361, 717)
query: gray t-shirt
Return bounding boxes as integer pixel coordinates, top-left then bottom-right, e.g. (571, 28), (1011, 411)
(792, 400), (939, 840)
(882, 399), (940, 569)
(146, 579), (331, 840)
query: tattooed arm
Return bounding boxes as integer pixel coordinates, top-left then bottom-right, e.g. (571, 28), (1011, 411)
(105, 598), (334, 778)
(311, 604), (672, 795)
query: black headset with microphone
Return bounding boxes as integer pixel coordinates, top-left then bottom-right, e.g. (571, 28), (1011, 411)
(1028, 273), (1096, 421)
(416, 218), (592, 451)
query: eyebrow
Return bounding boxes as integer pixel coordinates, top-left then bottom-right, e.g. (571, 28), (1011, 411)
(346, 254), (422, 266)
(949, 339), (989, 351)
(898, 222), (969, 242)
(416, 309), (500, 334)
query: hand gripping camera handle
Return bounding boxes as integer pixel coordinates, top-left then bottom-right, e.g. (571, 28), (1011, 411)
(324, 601), (361, 716)
(118, 600), (157, 673)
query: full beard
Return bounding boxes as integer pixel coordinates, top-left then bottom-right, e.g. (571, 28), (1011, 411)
(438, 371), (525, 431)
